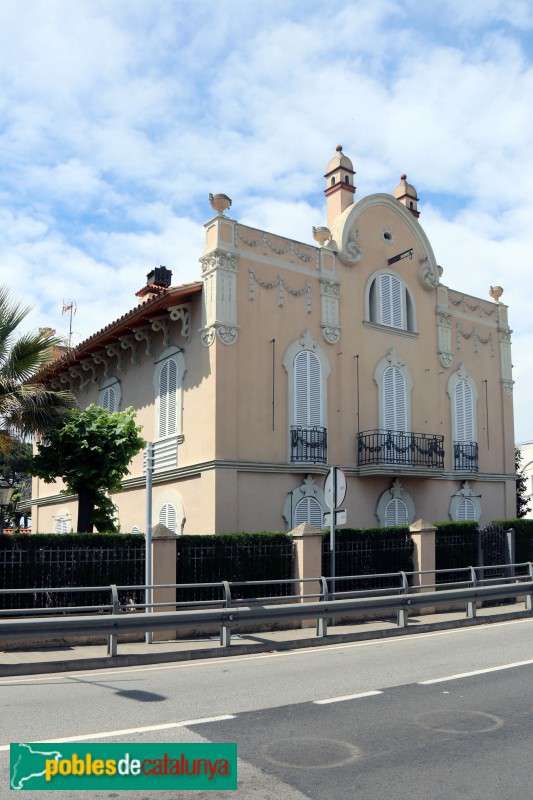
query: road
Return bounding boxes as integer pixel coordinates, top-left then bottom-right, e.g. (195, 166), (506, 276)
(2, 618), (533, 798)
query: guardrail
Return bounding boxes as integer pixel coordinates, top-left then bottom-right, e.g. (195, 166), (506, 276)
(1, 562), (532, 656)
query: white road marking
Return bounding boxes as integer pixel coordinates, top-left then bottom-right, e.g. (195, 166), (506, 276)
(0, 715), (235, 751)
(314, 690), (383, 704)
(419, 658), (533, 684)
(1, 617), (532, 686)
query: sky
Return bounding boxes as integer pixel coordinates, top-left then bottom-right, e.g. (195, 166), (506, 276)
(1, 0), (532, 441)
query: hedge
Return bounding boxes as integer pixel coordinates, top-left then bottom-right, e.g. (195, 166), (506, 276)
(493, 518), (533, 564)
(434, 521), (478, 582)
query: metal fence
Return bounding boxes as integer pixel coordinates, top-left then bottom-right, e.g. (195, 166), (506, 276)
(175, 535), (294, 603)
(0, 542), (145, 610)
(1, 563), (532, 654)
(322, 530), (414, 593)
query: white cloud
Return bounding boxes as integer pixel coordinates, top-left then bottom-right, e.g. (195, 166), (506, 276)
(0, 0), (531, 441)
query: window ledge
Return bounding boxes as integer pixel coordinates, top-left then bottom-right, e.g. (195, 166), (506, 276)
(363, 321), (418, 338)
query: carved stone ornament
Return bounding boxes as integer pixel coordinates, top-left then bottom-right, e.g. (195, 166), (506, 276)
(321, 325), (340, 345)
(200, 324), (238, 347)
(132, 326), (153, 357)
(337, 227), (362, 266)
(80, 359), (98, 384)
(319, 279), (340, 298)
(105, 343), (124, 373)
(119, 335), (139, 366)
(200, 249), (239, 275)
(298, 329), (317, 352)
(437, 311), (452, 327)
(168, 304), (191, 341)
(386, 346), (405, 368)
(216, 325), (238, 345)
(502, 380), (514, 395)
(439, 352), (453, 368)
(418, 256), (440, 290)
(92, 351), (110, 378)
(200, 326), (216, 348)
(150, 317), (171, 349)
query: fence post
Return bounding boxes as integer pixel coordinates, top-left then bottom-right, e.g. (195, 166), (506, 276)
(291, 522), (324, 629)
(151, 523), (178, 642)
(107, 584), (119, 657)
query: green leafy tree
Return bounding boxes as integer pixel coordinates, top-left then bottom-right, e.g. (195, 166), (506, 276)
(0, 439), (32, 530)
(30, 405), (146, 532)
(0, 286), (74, 448)
(516, 447), (531, 519)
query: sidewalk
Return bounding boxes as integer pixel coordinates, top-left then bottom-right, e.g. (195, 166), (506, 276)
(1, 601), (531, 677)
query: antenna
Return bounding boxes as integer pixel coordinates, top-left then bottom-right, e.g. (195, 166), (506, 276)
(62, 300), (77, 349)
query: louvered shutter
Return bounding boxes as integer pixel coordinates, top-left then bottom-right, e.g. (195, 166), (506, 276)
(159, 503), (177, 533)
(101, 386), (116, 413)
(456, 498), (476, 521)
(385, 498), (408, 526)
(158, 359), (178, 438)
(294, 350), (322, 427)
(380, 274), (404, 328)
(294, 497), (323, 528)
(455, 380), (474, 442)
(54, 517), (69, 534)
(383, 366), (407, 432)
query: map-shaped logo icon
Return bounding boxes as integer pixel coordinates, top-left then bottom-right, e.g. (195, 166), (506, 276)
(10, 743), (63, 790)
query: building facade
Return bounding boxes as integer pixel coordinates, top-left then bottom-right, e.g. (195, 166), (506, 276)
(32, 148), (516, 534)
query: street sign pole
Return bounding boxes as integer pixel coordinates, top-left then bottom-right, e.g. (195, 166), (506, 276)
(145, 442), (154, 645)
(330, 474), (336, 602)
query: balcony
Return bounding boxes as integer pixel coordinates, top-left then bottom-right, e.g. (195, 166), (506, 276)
(290, 426), (327, 464)
(453, 441), (478, 472)
(357, 429), (445, 469)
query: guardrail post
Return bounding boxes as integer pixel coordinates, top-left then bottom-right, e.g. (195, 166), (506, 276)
(466, 566), (478, 618)
(316, 576), (329, 638)
(397, 571), (409, 627)
(220, 581), (232, 647)
(291, 522), (324, 629)
(152, 524), (178, 642)
(526, 563), (533, 611)
(107, 584), (119, 657)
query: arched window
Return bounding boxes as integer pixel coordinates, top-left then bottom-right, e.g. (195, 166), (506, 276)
(383, 366), (407, 432)
(367, 273), (415, 332)
(158, 503), (177, 533)
(448, 366), (478, 472)
(101, 385), (117, 412)
(385, 498), (409, 526)
(158, 357), (178, 438)
(376, 479), (415, 527)
(283, 332), (330, 465)
(99, 378), (121, 413)
(456, 498), (476, 520)
(454, 380), (474, 442)
(450, 481), (480, 522)
(294, 497), (323, 528)
(294, 350), (322, 428)
(331, 177), (335, 186)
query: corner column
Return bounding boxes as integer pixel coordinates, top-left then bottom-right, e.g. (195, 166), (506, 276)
(151, 523), (178, 641)
(409, 518), (437, 613)
(291, 522), (324, 628)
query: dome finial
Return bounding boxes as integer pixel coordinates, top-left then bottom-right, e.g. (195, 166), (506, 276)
(336, 144), (343, 152)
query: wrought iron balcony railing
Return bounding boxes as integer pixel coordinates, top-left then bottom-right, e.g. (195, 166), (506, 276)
(357, 429), (445, 469)
(453, 441), (478, 472)
(290, 426), (328, 464)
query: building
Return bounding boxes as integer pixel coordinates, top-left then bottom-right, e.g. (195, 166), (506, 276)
(32, 148), (517, 534)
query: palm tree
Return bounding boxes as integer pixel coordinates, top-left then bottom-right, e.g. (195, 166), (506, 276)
(0, 286), (75, 449)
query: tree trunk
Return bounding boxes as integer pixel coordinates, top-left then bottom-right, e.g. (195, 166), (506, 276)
(77, 485), (96, 533)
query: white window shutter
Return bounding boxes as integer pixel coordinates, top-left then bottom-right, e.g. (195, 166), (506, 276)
(383, 366), (407, 432)
(385, 498), (408, 526)
(158, 359), (178, 438)
(294, 497), (323, 528)
(159, 503), (177, 533)
(455, 380), (474, 442)
(102, 386), (116, 413)
(380, 275), (404, 329)
(456, 498), (476, 520)
(294, 350), (322, 427)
